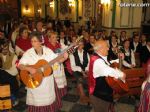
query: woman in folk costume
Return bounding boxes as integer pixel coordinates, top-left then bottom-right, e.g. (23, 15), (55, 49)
(108, 35), (119, 60)
(121, 39), (136, 68)
(137, 59), (150, 112)
(45, 31), (67, 97)
(18, 31), (68, 112)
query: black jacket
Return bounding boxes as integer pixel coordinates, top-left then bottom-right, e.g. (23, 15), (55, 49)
(140, 46), (150, 63)
(130, 41), (142, 53)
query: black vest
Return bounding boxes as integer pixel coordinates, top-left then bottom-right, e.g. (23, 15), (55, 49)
(93, 53), (113, 102)
(73, 50), (88, 71)
(122, 48), (132, 64)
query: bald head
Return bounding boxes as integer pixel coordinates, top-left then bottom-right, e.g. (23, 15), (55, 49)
(94, 40), (109, 56)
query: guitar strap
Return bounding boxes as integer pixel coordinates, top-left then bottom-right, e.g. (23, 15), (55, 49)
(93, 53), (111, 66)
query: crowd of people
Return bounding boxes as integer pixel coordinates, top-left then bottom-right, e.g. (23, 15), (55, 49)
(0, 17), (150, 112)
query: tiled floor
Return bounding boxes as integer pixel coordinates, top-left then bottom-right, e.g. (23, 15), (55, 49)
(9, 79), (139, 112)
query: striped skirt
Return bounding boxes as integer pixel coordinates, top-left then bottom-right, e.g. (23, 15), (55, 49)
(27, 82), (65, 112)
(27, 102), (57, 112)
(137, 82), (150, 112)
(58, 86), (67, 98)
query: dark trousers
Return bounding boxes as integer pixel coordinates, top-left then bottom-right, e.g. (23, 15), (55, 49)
(0, 69), (19, 97)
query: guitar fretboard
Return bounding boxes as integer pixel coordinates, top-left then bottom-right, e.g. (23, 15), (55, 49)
(48, 44), (76, 66)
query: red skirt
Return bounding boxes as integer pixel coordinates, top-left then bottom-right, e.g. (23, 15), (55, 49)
(58, 86), (67, 98)
(27, 102), (57, 112)
(137, 82), (150, 112)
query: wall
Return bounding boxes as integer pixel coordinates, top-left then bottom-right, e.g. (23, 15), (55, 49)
(145, 0), (150, 23)
(102, 0), (143, 37)
(47, 0), (79, 22)
(20, 0), (97, 24)
(21, 0), (35, 17)
(7, 0), (18, 9)
(102, 2), (113, 28)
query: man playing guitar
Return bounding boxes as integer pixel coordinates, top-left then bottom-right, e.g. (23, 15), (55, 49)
(88, 40), (126, 112)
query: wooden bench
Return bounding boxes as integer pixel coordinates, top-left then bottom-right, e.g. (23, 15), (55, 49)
(123, 68), (146, 96)
(113, 68), (146, 100)
(113, 68), (145, 100)
(134, 53), (141, 68)
(0, 85), (12, 111)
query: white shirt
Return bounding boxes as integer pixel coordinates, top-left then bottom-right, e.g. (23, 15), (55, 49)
(111, 42), (117, 48)
(70, 49), (90, 72)
(93, 54), (123, 79)
(142, 42), (146, 46)
(122, 49), (136, 68)
(147, 45), (150, 52)
(11, 28), (19, 46)
(9, 42), (14, 53)
(60, 38), (65, 45)
(133, 42), (139, 52)
(15, 45), (25, 56)
(19, 46), (57, 106)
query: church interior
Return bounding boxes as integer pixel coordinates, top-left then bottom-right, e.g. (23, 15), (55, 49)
(0, 0), (150, 112)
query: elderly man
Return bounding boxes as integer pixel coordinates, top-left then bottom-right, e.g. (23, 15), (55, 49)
(88, 40), (126, 112)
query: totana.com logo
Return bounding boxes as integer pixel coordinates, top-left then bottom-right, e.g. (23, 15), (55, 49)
(119, 2), (150, 7)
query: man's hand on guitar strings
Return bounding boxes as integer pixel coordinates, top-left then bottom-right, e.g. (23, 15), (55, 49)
(115, 68), (126, 83)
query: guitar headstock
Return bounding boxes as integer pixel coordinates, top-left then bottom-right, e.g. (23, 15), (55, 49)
(75, 35), (84, 44)
(59, 35), (84, 56)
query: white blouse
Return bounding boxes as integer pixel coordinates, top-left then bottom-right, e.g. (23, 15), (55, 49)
(19, 46), (57, 106)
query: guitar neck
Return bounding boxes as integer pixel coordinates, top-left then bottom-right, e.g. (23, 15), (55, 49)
(48, 44), (75, 66)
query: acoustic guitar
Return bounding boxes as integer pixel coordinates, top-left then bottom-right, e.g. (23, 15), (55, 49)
(20, 36), (83, 89)
(105, 48), (129, 94)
